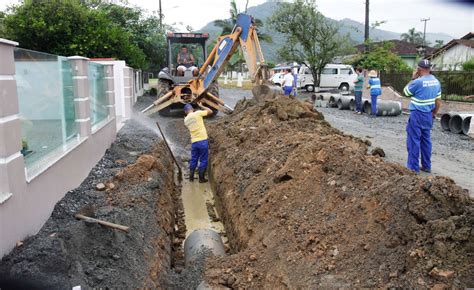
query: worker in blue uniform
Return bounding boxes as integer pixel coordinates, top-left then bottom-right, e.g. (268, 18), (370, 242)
(403, 59), (442, 173)
(367, 70), (382, 117)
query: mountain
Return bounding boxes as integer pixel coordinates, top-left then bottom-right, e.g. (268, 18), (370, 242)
(198, 1), (454, 62)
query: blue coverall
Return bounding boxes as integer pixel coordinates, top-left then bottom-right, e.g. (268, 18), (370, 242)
(190, 140), (208, 171)
(368, 77), (382, 115)
(403, 75), (441, 172)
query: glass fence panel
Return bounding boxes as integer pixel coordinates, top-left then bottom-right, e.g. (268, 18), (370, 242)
(88, 62), (109, 127)
(14, 48), (78, 171)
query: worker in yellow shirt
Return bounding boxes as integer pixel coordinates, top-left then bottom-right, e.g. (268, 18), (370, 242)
(184, 103), (213, 183)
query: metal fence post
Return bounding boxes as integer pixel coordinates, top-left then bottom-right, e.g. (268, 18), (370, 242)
(68, 56), (91, 137)
(0, 38), (27, 205)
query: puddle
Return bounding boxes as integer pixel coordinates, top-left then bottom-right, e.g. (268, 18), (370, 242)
(181, 180), (226, 242)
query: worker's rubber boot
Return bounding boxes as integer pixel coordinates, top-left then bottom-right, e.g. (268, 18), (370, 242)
(199, 168), (208, 183)
(189, 170), (195, 182)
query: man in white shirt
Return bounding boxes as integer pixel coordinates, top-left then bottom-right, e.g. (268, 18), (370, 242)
(281, 68), (294, 96)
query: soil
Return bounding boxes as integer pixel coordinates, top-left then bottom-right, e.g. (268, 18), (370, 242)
(0, 120), (179, 289)
(205, 96), (474, 288)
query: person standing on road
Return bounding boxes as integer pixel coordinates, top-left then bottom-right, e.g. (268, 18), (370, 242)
(282, 68), (294, 96)
(353, 68), (364, 114)
(184, 103), (212, 183)
(367, 70), (382, 117)
(403, 59), (441, 173)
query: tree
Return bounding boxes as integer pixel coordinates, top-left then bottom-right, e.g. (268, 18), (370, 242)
(434, 40), (444, 49)
(400, 28), (425, 45)
(462, 58), (474, 71)
(96, 3), (168, 70)
(351, 42), (412, 72)
(268, 0), (351, 86)
(0, 0), (147, 68)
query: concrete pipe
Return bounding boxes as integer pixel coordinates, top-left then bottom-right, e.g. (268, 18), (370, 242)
(328, 94), (341, 108)
(337, 96), (353, 110)
(184, 229), (226, 268)
(462, 116), (472, 135)
(440, 112), (459, 131)
(349, 99), (355, 111)
(449, 113), (474, 134)
(363, 100), (402, 116)
(362, 99), (371, 113)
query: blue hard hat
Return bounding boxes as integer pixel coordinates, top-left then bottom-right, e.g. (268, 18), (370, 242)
(184, 104), (193, 112)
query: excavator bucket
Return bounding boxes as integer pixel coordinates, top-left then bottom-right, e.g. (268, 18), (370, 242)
(251, 83), (283, 101)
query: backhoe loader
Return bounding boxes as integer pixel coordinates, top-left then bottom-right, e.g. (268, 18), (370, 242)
(141, 13), (281, 115)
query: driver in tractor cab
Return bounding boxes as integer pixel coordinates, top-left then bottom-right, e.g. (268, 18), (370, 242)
(177, 46), (198, 77)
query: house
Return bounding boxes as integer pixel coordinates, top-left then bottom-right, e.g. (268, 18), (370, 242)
(427, 32), (474, 70)
(354, 40), (435, 68)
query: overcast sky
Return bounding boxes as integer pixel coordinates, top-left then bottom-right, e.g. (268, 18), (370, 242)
(1, 0), (472, 38)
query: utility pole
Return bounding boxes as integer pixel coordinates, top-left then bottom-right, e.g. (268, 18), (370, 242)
(420, 18), (430, 57)
(364, 0), (370, 53)
(159, 0), (163, 29)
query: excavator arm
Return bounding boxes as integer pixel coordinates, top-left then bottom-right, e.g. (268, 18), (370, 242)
(142, 13), (280, 115)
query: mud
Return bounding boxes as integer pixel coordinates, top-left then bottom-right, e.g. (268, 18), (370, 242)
(0, 120), (178, 288)
(205, 96), (473, 288)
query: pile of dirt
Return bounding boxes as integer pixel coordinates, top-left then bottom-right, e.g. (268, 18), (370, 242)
(205, 96), (473, 288)
(0, 121), (178, 289)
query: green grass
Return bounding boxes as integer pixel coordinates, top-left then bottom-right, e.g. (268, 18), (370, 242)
(443, 94), (474, 103)
(148, 78), (158, 86)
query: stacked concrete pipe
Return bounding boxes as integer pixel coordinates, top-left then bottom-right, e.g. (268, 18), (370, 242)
(440, 112), (474, 135)
(337, 95), (354, 110)
(363, 100), (402, 116)
(449, 113), (474, 134)
(328, 94), (342, 108)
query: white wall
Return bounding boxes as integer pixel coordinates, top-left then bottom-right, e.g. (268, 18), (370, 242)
(431, 44), (474, 70)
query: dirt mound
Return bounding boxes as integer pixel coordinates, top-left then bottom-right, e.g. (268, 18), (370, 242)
(114, 154), (159, 183)
(206, 96), (473, 288)
(0, 121), (178, 289)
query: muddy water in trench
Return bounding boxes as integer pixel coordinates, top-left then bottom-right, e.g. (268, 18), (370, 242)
(181, 179), (226, 241)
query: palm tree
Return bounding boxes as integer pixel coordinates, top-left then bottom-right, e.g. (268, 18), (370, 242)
(400, 28), (424, 45)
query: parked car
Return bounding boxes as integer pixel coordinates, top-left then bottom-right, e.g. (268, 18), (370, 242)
(298, 64), (357, 92)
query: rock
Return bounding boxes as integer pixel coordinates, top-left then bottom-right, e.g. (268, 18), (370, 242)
(112, 254), (120, 260)
(389, 271), (398, 278)
(106, 182), (115, 190)
(249, 254), (257, 261)
(429, 267), (455, 279)
(371, 147), (385, 157)
(16, 241), (23, 248)
(96, 183), (106, 191)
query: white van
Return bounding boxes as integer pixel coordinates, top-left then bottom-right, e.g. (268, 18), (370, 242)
(297, 64), (357, 92)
